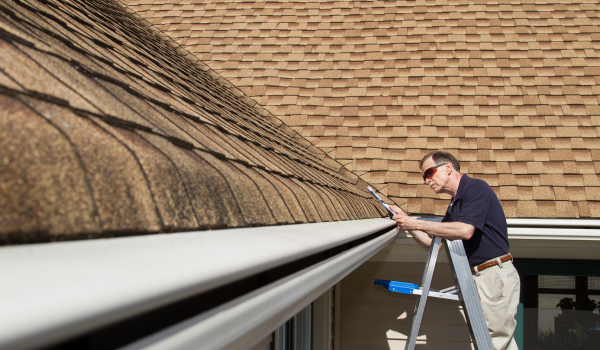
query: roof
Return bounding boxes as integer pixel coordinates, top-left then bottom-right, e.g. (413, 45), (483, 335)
(120, 0), (600, 218)
(0, 0), (387, 245)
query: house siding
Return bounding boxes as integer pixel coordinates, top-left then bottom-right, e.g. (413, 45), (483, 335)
(340, 238), (473, 350)
(340, 231), (600, 349)
(341, 260), (472, 350)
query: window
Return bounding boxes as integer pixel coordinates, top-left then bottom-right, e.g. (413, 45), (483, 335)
(517, 260), (600, 350)
(275, 305), (311, 350)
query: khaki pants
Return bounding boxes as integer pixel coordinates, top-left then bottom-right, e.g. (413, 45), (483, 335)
(472, 259), (520, 350)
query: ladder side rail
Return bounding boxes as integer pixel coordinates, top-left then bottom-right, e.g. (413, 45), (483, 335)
(404, 236), (442, 350)
(444, 239), (494, 350)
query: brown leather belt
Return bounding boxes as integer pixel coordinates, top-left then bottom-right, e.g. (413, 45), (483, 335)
(471, 253), (512, 274)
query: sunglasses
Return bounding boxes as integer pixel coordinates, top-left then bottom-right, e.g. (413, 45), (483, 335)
(422, 163), (447, 182)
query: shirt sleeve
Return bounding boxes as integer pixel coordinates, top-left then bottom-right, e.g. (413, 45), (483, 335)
(458, 183), (491, 231)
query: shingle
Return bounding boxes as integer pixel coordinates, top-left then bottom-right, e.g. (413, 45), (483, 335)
(565, 174), (585, 187)
(278, 177), (322, 222)
(588, 202), (600, 218)
(25, 98), (170, 231)
(299, 181), (335, 221)
(499, 186), (519, 200)
(0, 44), (95, 113)
(0, 95), (101, 237)
(231, 163), (295, 224)
(566, 187), (586, 201)
(536, 201), (557, 218)
(555, 201), (578, 218)
(516, 200), (538, 218)
(577, 200), (591, 217)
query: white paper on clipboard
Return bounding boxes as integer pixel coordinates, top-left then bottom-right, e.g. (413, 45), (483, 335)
(367, 186), (396, 216)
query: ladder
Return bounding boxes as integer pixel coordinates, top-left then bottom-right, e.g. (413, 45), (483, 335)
(374, 236), (493, 350)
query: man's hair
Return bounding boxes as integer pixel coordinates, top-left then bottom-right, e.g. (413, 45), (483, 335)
(419, 151), (461, 172)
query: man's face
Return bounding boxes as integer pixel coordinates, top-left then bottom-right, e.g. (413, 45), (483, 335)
(421, 157), (449, 194)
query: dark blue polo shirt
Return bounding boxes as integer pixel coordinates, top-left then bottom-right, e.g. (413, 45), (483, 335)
(442, 175), (509, 267)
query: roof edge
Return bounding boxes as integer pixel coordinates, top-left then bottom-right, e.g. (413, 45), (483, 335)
(0, 218), (395, 350)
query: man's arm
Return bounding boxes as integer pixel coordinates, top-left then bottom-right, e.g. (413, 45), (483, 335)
(389, 205), (474, 248)
(389, 205), (433, 248)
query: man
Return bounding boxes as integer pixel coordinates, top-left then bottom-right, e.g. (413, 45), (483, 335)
(389, 151), (520, 350)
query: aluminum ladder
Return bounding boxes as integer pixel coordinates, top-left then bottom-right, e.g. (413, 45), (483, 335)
(374, 236), (494, 350)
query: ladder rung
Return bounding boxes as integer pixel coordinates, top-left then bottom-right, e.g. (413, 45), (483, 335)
(439, 285), (459, 293)
(411, 288), (461, 301)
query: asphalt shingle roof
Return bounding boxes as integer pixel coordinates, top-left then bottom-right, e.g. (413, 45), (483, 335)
(0, 0), (387, 244)
(121, 0), (600, 218)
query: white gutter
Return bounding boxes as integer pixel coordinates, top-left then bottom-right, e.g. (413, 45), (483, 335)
(506, 218), (600, 240)
(412, 217), (600, 241)
(506, 218), (600, 228)
(119, 225), (399, 350)
(0, 218), (396, 350)
(507, 227), (600, 240)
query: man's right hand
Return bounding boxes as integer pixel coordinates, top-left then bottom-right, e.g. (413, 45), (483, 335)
(388, 205), (405, 218)
(388, 205), (436, 249)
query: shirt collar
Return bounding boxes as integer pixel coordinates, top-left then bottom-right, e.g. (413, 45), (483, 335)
(452, 174), (470, 203)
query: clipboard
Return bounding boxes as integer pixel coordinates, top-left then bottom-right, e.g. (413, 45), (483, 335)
(367, 186), (397, 216)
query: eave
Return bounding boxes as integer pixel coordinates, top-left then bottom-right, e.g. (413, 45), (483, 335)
(0, 218), (396, 350)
